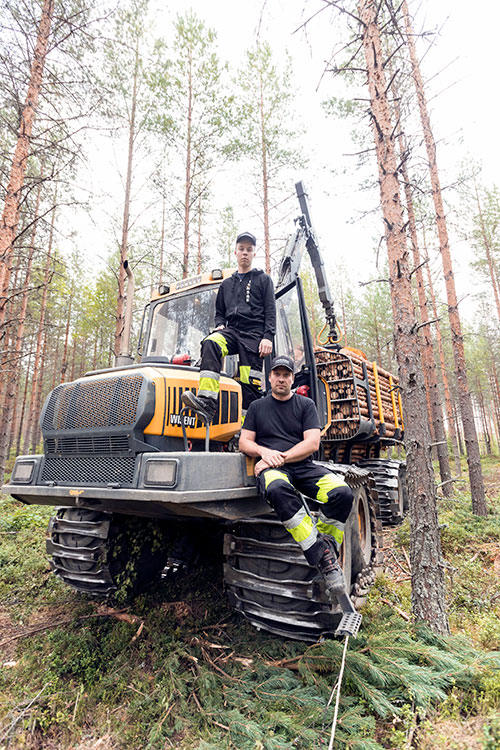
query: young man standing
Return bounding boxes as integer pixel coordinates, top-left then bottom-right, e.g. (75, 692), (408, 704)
(239, 355), (354, 599)
(182, 232), (276, 422)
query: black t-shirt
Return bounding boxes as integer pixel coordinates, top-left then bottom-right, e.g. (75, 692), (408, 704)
(243, 393), (321, 463)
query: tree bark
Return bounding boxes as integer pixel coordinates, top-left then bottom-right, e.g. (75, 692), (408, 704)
(0, 0), (54, 327)
(358, 0), (449, 635)
(391, 89), (452, 494)
(402, 0), (487, 515)
(424, 250), (461, 476)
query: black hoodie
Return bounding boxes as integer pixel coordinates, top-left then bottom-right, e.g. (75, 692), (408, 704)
(214, 269), (276, 341)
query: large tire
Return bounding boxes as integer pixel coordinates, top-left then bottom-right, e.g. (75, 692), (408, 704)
(47, 507), (171, 600)
(223, 464), (380, 641)
(357, 459), (407, 525)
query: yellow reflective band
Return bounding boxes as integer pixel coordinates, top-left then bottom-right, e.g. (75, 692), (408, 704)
(316, 520), (344, 545)
(289, 514), (314, 544)
(206, 332), (229, 357)
(264, 469), (290, 489)
(239, 365), (251, 384)
(315, 474), (348, 504)
(199, 377), (220, 395)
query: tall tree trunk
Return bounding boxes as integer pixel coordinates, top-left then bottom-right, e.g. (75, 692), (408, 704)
(259, 74), (271, 274)
(24, 201), (55, 452)
(159, 193), (166, 284)
(474, 182), (500, 322)
(115, 43), (139, 356)
(392, 89), (452, 494)
(476, 382), (491, 455)
(0, 0), (54, 326)
(424, 250), (461, 476)
(31, 322), (49, 452)
(15, 348), (32, 457)
(60, 289), (73, 382)
(196, 194), (202, 273)
(182, 49), (193, 278)
(0, 227), (36, 475)
(402, 0), (487, 515)
(358, 0), (449, 634)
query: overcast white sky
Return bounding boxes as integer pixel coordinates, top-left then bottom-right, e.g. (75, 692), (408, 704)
(78, 0), (498, 314)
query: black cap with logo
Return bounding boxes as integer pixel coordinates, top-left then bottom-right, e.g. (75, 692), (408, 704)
(270, 355), (294, 372)
(236, 232), (256, 246)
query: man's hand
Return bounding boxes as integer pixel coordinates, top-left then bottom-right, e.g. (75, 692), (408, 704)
(214, 325), (225, 331)
(254, 459), (268, 476)
(259, 338), (273, 357)
(259, 447), (285, 468)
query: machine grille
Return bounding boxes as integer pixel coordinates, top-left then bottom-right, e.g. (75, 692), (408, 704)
(46, 436), (130, 455)
(41, 456), (136, 486)
(42, 375), (144, 431)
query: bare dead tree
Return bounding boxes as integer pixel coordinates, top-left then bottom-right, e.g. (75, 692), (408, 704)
(356, 0), (449, 634)
(401, 0), (487, 515)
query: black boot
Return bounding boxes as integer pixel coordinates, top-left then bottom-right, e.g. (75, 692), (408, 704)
(181, 391), (218, 423)
(317, 544), (346, 599)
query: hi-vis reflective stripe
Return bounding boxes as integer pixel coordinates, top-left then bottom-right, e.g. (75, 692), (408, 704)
(199, 379), (219, 396)
(200, 369), (220, 382)
(206, 332), (229, 357)
(283, 508), (318, 549)
(315, 473), (348, 503)
(249, 368), (262, 382)
(238, 365), (251, 384)
(199, 370), (220, 397)
(263, 469), (291, 489)
(317, 510), (345, 545)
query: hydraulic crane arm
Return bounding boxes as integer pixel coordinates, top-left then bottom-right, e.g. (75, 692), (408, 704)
(277, 181), (339, 344)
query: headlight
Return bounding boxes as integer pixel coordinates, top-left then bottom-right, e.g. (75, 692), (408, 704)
(144, 459), (178, 487)
(11, 460), (35, 484)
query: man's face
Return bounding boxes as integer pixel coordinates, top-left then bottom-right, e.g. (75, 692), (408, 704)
(270, 367), (293, 397)
(235, 241), (255, 270)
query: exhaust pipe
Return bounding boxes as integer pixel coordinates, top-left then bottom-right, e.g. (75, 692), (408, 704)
(115, 259), (135, 367)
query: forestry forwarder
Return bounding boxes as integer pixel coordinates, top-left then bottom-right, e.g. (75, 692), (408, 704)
(3, 182), (405, 642)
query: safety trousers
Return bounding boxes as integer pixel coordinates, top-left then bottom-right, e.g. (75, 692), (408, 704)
(257, 462), (354, 566)
(198, 327), (263, 410)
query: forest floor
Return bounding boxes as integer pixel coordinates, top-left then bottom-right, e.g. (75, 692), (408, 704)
(0, 456), (499, 749)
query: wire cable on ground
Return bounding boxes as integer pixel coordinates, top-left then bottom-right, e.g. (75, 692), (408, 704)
(327, 635), (350, 750)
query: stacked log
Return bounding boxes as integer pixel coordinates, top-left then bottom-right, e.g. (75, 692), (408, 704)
(315, 348), (402, 443)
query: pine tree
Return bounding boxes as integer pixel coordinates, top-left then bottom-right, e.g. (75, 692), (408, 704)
(236, 42), (304, 274)
(355, 0), (449, 634)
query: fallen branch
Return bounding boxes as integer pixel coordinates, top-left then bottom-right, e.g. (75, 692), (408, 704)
(380, 597), (410, 621)
(0, 607), (139, 648)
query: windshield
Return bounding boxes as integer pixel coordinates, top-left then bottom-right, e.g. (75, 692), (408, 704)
(275, 284), (306, 373)
(146, 287), (218, 361)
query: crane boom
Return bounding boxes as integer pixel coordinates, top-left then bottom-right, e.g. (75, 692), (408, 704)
(277, 181), (339, 344)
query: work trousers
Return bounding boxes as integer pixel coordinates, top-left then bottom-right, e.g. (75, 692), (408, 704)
(198, 327), (263, 410)
(257, 462), (353, 566)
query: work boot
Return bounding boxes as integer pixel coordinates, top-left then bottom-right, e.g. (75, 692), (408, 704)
(181, 391), (218, 423)
(317, 545), (346, 599)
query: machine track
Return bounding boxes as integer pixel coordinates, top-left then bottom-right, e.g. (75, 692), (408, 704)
(357, 459), (408, 525)
(46, 507), (170, 597)
(223, 464), (383, 641)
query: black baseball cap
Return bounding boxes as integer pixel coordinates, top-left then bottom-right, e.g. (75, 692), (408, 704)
(271, 355), (294, 372)
(236, 232), (256, 246)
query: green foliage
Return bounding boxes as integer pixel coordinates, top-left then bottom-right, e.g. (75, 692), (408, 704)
(2, 462), (500, 748)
